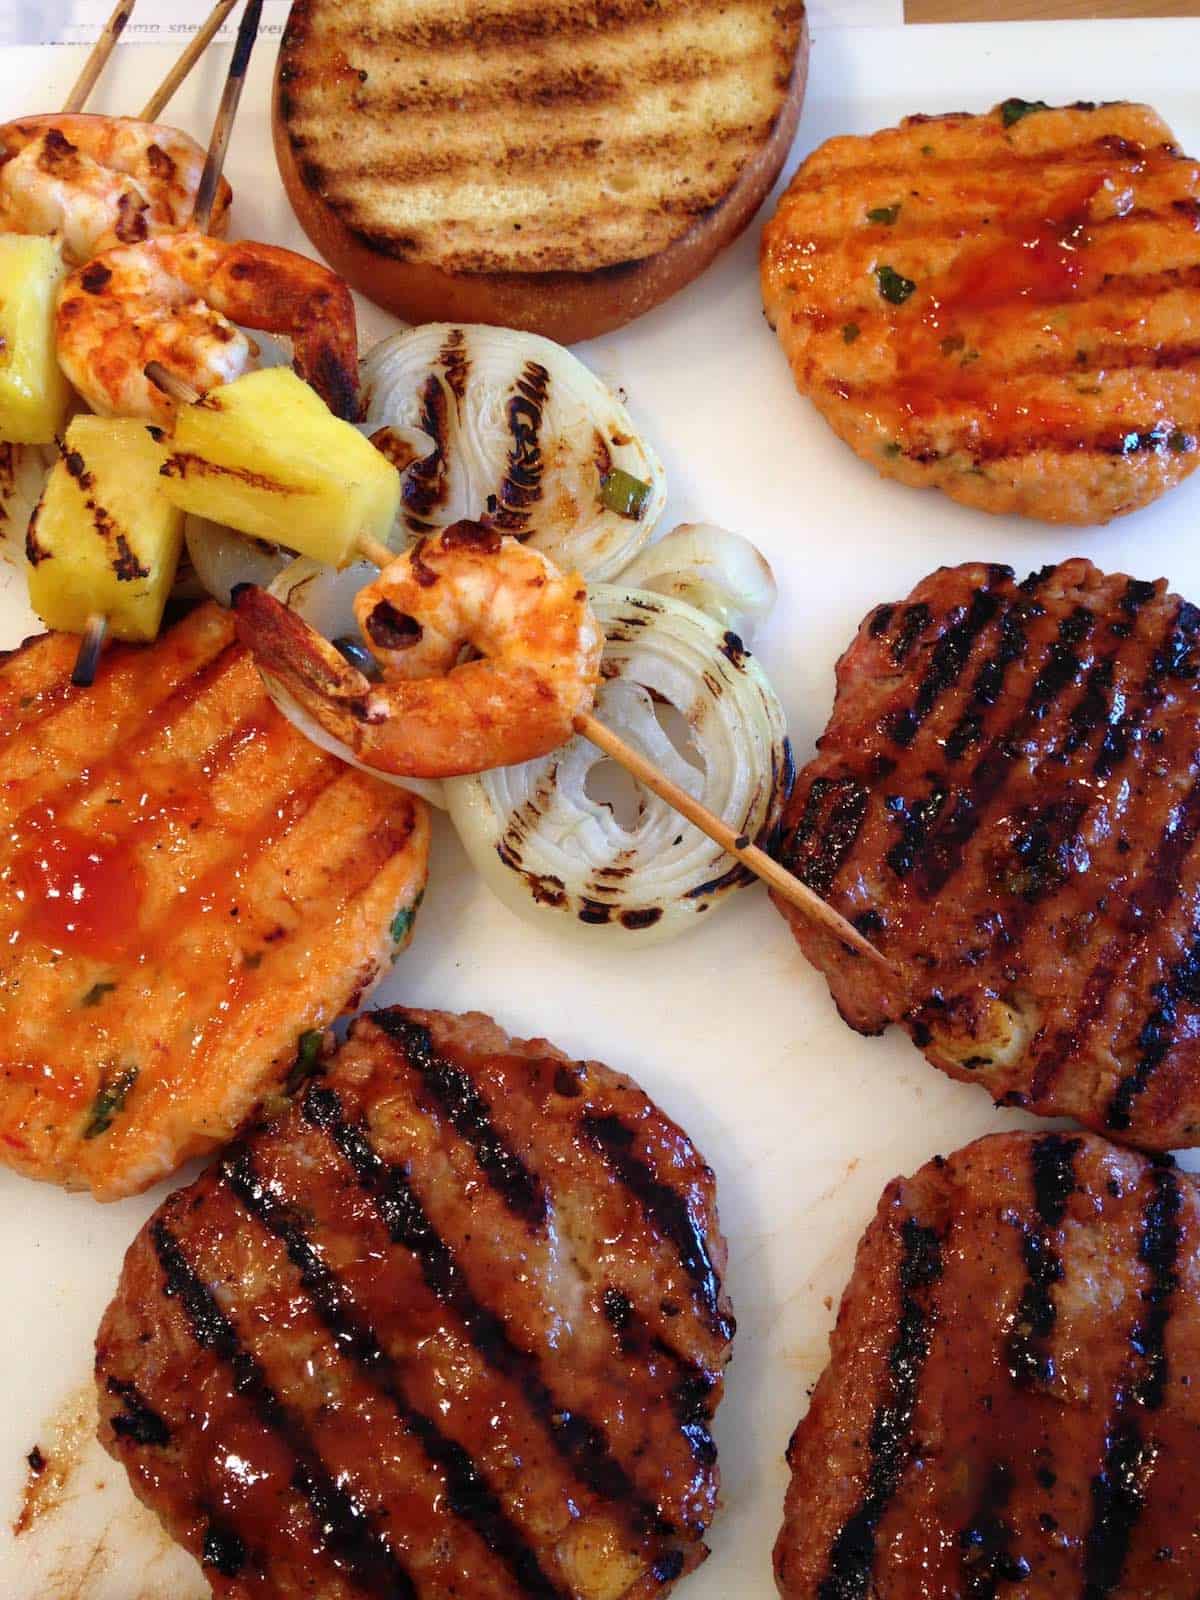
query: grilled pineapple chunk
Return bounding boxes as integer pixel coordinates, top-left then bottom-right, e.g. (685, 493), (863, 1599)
(161, 367), (400, 567)
(0, 236), (72, 445)
(26, 416), (183, 641)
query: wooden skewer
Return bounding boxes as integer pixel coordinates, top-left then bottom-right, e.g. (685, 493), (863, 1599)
(576, 712), (892, 968)
(139, 0), (240, 121)
(192, 0), (264, 234)
(71, 613), (110, 687)
(61, 0), (137, 115)
(142, 368), (892, 971)
(73, 0), (264, 690)
(350, 540), (891, 968)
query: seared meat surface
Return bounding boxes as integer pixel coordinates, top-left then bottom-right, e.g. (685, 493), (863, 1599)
(0, 604), (429, 1199)
(774, 558), (1200, 1150)
(775, 1131), (1200, 1598)
(761, 101), (1200, 524)
(96, 1007), (734, 1598)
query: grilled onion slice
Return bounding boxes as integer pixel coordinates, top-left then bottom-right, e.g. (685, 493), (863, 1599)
(443, 584), (791, 943)
(620, 523), (778, 640)
(360, 324), (666, 579)
(185, 516), (292, 608)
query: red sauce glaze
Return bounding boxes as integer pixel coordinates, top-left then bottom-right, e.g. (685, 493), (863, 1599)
(7, 805), (146, 960)
(890, 174), (1110, 438)
(0, 1059), (87, 1108)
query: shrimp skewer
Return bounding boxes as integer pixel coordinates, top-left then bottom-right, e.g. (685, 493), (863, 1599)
(61, 0), (136, 116)
(0, 116), (232, 264)
(235, 524), (604, 778)
(227, 504), (891, 968)
(59, 0), (270, 685)
(57, 230), (359, 424)
(1, 0), (244, 265)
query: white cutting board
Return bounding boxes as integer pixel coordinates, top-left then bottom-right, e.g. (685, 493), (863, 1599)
(2, 18), (1200, 1598)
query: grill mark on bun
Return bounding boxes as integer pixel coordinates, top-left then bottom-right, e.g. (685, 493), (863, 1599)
(276, 0), (809, 295)
(816, 1212), (945, 1599)
(300, 1080), (674, 1539)
(220, 1147), (569, 1598)
(150, 1218), (419, 1600)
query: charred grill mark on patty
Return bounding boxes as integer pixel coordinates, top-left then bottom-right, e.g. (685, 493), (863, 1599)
(815, 1214), (945, 1600)
(493, 361), (551, 535)
(886, 582), (1003, 748)
(301, 1081), (677, 1540)
(958, 1460), (1030, 1597)
(784, 776), (871, 898)
(580, 1112), (733, 1341)
(1083, 1161), (1183, 1594)
(1005, 1136), (1081, 1389)
(220, 1146), (568, 1598)
(150, 1218), (420, 1600)
(1107, 933), (1200, 1131)
(369, 1012), (547, 1225)
(104, 1377), (170, 1447)
(906, 605), (1097, 901)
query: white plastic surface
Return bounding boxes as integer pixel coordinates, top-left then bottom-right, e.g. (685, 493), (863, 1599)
(2, 20), (1200, 1597)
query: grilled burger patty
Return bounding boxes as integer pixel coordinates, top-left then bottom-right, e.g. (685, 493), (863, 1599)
(273, 0), (809, 341)
(775, 1130), (1200, 1599)
(0, 604), (429, 1200)
(761, 100), (1200, 525)
(774, 558), (1200, 1151)
(96, 1007), (734, 1598)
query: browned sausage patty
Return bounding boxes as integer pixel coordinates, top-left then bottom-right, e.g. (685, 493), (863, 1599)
(95, 1007), (734, 1598)
(761, 101), (1200, 524)
(773, 558), (1200, 1151)
(775, 1130), (1200, 1598)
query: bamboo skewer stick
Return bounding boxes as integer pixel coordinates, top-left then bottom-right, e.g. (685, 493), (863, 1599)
(139, 0), (240, 121)
(141, 367), (892, 971)
(192, 0), (263, 234)
(355, 531), (895, 968)
(59, 3), (141, 681)
(61, 0), (136, 115)
(73, 0), (265, 690)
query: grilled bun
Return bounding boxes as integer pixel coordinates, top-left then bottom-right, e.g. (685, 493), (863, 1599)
(273, 0), (810, 344)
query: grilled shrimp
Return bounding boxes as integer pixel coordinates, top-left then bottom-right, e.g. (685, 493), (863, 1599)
(0, 115), (230, 264)
(233, 522), (603, 779)
(56, 231), (359, 424)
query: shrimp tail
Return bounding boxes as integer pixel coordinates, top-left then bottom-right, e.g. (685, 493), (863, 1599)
(233, 584), (385, 725)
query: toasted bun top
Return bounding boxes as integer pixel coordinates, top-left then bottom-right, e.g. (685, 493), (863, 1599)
(276, 0), (808, 277)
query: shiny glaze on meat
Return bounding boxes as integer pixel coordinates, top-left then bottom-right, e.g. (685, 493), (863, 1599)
(96, 1007), (734, 1597)
(773, 558), (1200, 1150)
(775, 1131), (1200, 1598)
(761, 101), (1200, 524)
(0, 603), (429, 1199)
